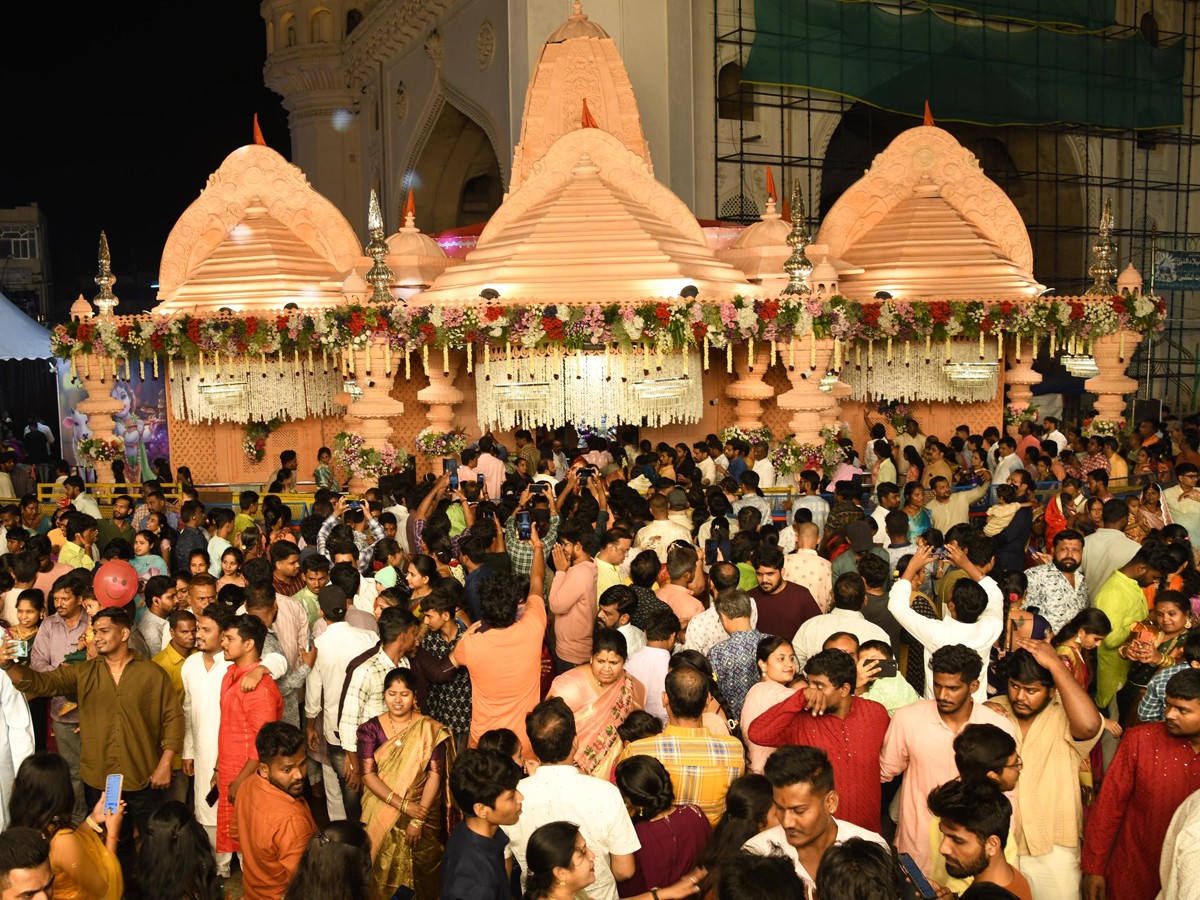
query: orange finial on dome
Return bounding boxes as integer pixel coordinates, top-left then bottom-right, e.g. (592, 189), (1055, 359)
(765, 165), (777, 203)
(923, 100), (934, 126)
(253, 114), (267, 146)
(581, 98), (599, 128)
(403, 187), (416, 224)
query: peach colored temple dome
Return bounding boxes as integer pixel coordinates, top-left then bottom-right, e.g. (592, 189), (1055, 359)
(816, 124), (1045, 299)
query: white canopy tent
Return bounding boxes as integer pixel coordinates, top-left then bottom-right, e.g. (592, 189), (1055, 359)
(0, 291), (51, 359)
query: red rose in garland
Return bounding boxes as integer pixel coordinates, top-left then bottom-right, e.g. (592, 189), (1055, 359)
(419, 323), (437, 343)
(76, 323), (94, 344)
(150, 333), (164, 351)
(759, 299), (780, 320)
(928, 302), (951, 324)
(116, 324), (132, 340)
(484, 305), (505, 322)
(186, 320), (202, 343)
(1069, 301), (1085, 321)
(654, 304), (671, 325)
(860, 305), (881, 328)
(692, 322), (708, 341)
(275, 315), (290, 333)
(542, 316), (565, 342)
(246, 318), (260, 337)
(980, 317), (994, 333)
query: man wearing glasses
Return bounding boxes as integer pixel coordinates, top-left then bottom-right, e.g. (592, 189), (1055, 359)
(983, 637), (1104, 899)
(1163, 463), (1200, 545)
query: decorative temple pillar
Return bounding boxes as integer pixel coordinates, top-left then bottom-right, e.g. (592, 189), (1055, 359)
(75, 353), (124, 483)
(775, 335), (837, 439)
(1085, 329), (1143, 424)
(725, 343), (774, 429)
(1004, 335), (1043, 437)
(417, 349), (465, 433)
(340, 335), (404, 493)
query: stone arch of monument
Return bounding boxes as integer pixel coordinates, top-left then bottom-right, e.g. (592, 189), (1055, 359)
(402, 84), (506, 234)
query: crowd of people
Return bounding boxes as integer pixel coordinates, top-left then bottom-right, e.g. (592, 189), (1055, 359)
(0, 414), (1198, 899)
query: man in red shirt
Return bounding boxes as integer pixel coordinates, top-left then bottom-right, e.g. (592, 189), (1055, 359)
(217, 614), (283, 855)
(1082, 669), (1200, 900)
(746, 647), (890, 831)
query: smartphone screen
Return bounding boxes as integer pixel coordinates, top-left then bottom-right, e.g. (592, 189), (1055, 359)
(705, 539), (718, 566)
(443, 458), (457, 473)
(897, 852), (937, 899)
(103, 773), (123, 816)
(517, 512), (531, 541)
(477, 473), (485, 485)
(449, 472), (459, 490)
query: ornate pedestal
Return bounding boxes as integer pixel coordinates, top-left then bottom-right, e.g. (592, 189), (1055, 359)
(417, 350), (465, 433)
(775, 336), (837, 439)
(1005, 335), (1043, 438)
(725, 344), (774, 430)
(1085, 329), (1143, 424)
(339, 336), (404, 493)
(75, 353), (125, 483)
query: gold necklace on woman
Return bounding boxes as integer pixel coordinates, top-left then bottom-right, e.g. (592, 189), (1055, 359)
(385, 711), (414, 742)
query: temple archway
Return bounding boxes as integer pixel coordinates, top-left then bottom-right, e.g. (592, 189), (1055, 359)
(407, 102), (503, 234)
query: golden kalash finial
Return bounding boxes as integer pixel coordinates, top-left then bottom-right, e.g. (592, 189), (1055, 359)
(1085, 197), (1118, 296)
(781, 179), (813, 296)
(93, 231), (119, 316)
(365, 189), (395, 304)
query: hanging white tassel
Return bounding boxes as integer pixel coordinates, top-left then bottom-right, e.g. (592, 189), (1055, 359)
(1119, 331), (1125, 360)
(748, 337), (755, 370)
(996, 329), (1004, 361)
(139, 358), (145, 381)
(423, 344), (429, 374)
(443, 344), (449, 375)
(152, 356), (158, 379)
(868, 340), (874, 369)
(484, 342), (491, 379)
(886, 337), (892, 363)
(466, 341), (473, 374)
(726, 344), (733, 374)
(702, 334), (709, 370)
(925, 333), (931, 362)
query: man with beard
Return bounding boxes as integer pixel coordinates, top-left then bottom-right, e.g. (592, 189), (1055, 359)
(742, 745), (886, 892)
(926, 473), (990, 534)
(1083, 670), (1200, 900)
(929, 778), (1033, 899)
(984, 641), (1102, 899)
(1022, 529), (1088, 634)
(233, 721), (316, 900)
(880, 644), (1015, 873)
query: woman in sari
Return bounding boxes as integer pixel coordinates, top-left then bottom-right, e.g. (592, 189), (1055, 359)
(131, 529), (169, 584)
(359, 667), (455, 900)
(1053, 608), (1118, 807)
(547, 627), (645, 778)
(1128, 482), (1172, 542)
(901, 482), (932, 542)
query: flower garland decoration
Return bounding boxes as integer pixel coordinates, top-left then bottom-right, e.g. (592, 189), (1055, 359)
(720, 425), (773, 447)
(1082, 417), (1128, 439)
(77, 438), (124, 466)
(333, 432), (409, 481)
(48, 294), (1167, 370)
(242, 418), (284, 463)
(1003, 404), (1039, 427)
(874, 399), (912, 431)
(414, 427), (468, 459)
(770, 426), (843, 481)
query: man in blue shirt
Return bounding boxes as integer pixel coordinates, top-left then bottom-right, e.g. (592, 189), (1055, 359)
(443, 749), (524, 900)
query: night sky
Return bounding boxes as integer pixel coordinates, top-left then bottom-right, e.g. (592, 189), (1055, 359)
(0, 3), (291, 318)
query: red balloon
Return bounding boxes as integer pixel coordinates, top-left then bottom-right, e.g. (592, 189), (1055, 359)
(92, 559), (139, 608)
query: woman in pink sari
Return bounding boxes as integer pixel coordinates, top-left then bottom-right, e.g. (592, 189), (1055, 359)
(547, 628), (646, 778)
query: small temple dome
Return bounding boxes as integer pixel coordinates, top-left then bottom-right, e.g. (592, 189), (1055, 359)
(548, 1), (611, 42)
(1117, 263), (1144, 296)
(70, 295), (94, 321)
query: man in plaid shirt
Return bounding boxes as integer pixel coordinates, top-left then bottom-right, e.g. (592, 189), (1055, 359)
(620, 664), (745, 825)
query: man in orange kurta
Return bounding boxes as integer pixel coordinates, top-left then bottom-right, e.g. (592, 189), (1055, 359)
(217, 615), (283, 853)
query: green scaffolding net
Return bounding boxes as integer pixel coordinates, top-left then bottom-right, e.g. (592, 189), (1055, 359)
(918, 1), (1116, 31)
(741, 0), (1184, 130)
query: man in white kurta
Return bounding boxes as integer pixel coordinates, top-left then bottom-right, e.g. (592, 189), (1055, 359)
(0, 668), (34, 831)
(182, 606), (286, 877)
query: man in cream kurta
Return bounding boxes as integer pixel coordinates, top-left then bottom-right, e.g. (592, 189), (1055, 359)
(182, 607), (286, 877)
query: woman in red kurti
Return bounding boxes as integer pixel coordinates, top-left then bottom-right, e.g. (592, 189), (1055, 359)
(216, 617), (283, 854)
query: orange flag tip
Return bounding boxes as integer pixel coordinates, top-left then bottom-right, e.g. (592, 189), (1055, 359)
(765, 165), (777, 202)
(252, 113), (267, 146)
(781, 195), (791, 223)
(581, 98), (599, 129)
(404, 188), (416, 221)
(923, 100), (934, 126)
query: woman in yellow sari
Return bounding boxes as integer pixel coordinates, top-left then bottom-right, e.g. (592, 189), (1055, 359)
(358, 667), (455, 900)
(547, 627), (646, 778)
